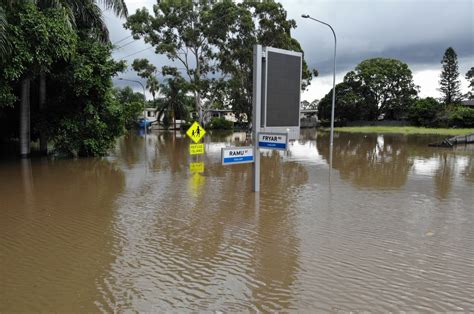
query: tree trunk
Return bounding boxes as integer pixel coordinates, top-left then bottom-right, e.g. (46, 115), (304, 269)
(195, 92), (202, 124)
(39, 72), (47, 155)
(19, 77), (31, 158)
(173, 110), (176, 132)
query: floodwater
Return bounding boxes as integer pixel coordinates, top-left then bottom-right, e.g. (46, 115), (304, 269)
(1, 130), (473, 312)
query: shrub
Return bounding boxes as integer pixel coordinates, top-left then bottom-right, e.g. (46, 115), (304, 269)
(408, 97), (443, 127)
(208, 117), (233, 130)
(447, 105), (474, 127)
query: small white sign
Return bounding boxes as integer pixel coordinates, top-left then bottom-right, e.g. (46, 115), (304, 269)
(258, 132), (288, 150)
(221, 147), (254, 165)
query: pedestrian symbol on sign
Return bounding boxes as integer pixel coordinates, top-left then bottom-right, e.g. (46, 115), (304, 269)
(186, 121), (206, 143)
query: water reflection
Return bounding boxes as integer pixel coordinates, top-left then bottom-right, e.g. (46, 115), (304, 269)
(1, 131), (473, 312)
(315, 132), (473, 201)
(0, 158), (125, 312)
(318, 133), (413, 189)
(95, 133), (310, 311)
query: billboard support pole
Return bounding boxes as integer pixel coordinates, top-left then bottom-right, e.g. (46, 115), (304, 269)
(253, 45), (262, 192)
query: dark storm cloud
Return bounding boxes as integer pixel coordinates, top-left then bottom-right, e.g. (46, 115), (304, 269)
(289, 0), (474, 75)
(104, 0), (474, 89)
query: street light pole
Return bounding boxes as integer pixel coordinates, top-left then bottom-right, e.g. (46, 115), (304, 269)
(301, 14), (337, 147)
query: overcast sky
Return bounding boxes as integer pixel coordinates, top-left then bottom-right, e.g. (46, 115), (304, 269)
(106, 0), (474, 101)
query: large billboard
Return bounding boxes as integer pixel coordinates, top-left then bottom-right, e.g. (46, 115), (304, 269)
(260, 47), (302, 139)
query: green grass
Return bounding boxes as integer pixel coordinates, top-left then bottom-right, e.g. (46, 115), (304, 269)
(331, 126), (474, 136)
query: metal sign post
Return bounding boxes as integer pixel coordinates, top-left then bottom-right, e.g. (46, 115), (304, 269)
(252, 45), (263, 192)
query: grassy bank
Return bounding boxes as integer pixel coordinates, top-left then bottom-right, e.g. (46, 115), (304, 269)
(332, 126), (474, 136)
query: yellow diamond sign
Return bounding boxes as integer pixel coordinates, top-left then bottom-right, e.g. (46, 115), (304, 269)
(186, 121), (206, 143)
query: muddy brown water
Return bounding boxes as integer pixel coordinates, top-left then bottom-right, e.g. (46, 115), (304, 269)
(1, 130), (473, 312)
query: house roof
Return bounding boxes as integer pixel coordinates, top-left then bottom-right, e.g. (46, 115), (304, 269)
(461, 99), (474, 107)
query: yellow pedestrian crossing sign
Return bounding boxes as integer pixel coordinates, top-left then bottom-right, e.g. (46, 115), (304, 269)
(186, 121), (206, 143)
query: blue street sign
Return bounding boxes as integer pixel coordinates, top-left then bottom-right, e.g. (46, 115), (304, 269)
(258, 132), (289, 150)
(221, 147), (254, 165)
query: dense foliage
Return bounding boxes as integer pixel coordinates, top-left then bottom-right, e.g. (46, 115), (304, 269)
(407, 98), (474, 128)
(113, 86), (144, 129)
(0, 0), (130, 157)
(208, 117), (233, 130)
(447, 105), (474, 128)
(319, 58), (418, 124)
(408, 97), (444, 127)
(40, 36), (127, 156)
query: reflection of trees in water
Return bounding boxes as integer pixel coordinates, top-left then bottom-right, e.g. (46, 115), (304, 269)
(433, 153), (454, 199)
(152, 132), (189, 173)
(135, 145), (308, 310)
(251, 151), (308, 310)
(461, 156), (474, 183)
(115, 132), (146, 168)
(1, 158), (125, 311)
(317, 133), (413, 189)
(315, 132), (474, 198)
(298, 128), (318, 142)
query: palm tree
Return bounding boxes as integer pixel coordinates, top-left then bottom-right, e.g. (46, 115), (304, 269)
(156, 78), (190, 131)
(147, 76), (159, 101)
(0, 6), (8, 56)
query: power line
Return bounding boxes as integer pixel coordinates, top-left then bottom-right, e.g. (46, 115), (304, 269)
(112, 35), (132, 45)
(115, 40), (139, 50)
(119, 46), (154, 60)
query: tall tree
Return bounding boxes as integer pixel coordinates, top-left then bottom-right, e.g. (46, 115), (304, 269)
(1, 0), (128, 156)
(125, 1), (219, 123)
(125, 0), (314, 125)
(132, 58), (159, 100)
(113, 86), (144, 129)
(46, 34), (127, 157)
(156, 66), (191, 131)
(344, 58), (418, 120)
(1, 2), (77, 156)
(35, 0), (128, 154)
(208, 0), (314, 123)
(318, 81), (370, 123)
(439, 47), (461, 104)
(465, 67), (474, 100)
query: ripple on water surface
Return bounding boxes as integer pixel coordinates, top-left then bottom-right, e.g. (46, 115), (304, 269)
(1, 132), (473, 311)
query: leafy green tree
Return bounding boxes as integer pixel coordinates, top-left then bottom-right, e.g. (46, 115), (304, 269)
(318, 81), (373, 123)
(439, 47), (462, 104)
(113, 86), (144, 129)
(44, 35), (126, 157)
(344, 58), (418, 120)
(125, 1), (219, 123)
(125, 0), (314, 125)
(208, 0), (314, 123)
(34, 0), (128, 153)
(132, 58), (159, 100)
(465, 67), (474, 100)
(0, 0), (128, 156)
(0, 2), (77, 156)
(408, 97), (444, 127)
